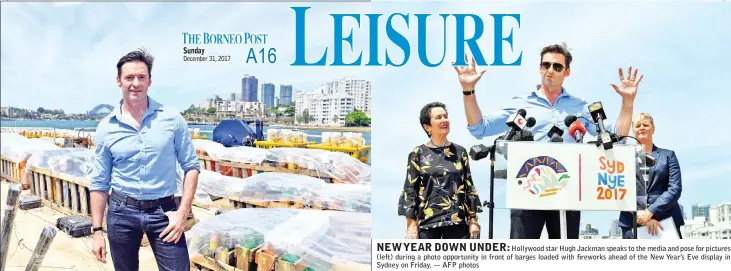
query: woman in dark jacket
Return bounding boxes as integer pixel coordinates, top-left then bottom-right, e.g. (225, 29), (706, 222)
(619, 112), (684, 238)
(398, 102), (483, 239)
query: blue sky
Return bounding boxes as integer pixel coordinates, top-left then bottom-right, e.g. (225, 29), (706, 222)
(2, 2), (730, 239)
(0, 2), (374, 113)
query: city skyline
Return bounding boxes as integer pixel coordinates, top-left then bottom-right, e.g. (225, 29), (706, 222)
(0, 2), (373, 114)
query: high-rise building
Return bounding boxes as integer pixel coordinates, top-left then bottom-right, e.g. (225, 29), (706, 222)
(682, 202), (731, 239)
(709, 202), (731, 224)
(692, 204), (711, 219)
(317, 77), (371, 117)
(580, 224), (600, 239)
(314, 93), (355, 126)
(261, 83), (275, 108)
(294, 91), (324, 124)
(241, 75), (258, 102)
(280, 84), (293, 105)
(609, 219), (621, 237)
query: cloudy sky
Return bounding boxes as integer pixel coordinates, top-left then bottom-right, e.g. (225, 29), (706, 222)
(2, 1), (730, 240)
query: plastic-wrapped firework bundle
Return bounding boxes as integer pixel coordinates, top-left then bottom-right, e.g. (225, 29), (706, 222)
(191, 139), (227, 158)
(196, 169), (251, 199)
(46, 148), (95, 178)
(186, 208), (371, 271)
(212, 146), (269, 165)
(265, 148), (371, 184)
(25, 226), (58, 271)
(221, 172), (370, 213)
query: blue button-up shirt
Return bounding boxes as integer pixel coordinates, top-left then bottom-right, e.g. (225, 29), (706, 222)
(89, 97), (201, 200)
(468, 86), (618, 142)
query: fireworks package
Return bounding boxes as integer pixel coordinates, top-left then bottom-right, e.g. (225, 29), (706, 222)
(56, 215), (92, 237)
(19, 195), (42, 210)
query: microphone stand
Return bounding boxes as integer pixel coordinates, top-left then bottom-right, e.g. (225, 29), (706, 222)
(617, 135), (647, 240)
(633, 213), (638, 239)
(486, 137), (499, 239)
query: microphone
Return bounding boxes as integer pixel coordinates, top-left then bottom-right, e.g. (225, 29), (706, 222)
(469, 144), (492, 161)
(496, 128), (535, 160)
(642, 153), (656, 167)
(548, 125), (564, 142)
(513, 128), (535, 142)
(504, 109), (528, 141)
(588, 102), (613, 150)
(470, 119), (536, 161)
(568, 120), (587, 143)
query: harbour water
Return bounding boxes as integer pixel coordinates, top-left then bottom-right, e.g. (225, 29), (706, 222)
(0, 119), (371, 164)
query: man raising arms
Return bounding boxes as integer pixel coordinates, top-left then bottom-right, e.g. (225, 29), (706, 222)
(454, 43), (642, 238)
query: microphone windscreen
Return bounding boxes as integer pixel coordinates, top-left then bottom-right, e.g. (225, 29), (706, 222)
(469, 144), (489, 161)
(517, 109), (527, 117)
(568, 120), (587, 135)
(644, 153), (656, 167)
(526, 117), (536, 128)
(515, 129), (535, 142)
(564, 115), (578, 127)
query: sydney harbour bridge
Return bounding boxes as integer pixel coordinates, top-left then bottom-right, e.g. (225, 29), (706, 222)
(87, 104), (114, 117)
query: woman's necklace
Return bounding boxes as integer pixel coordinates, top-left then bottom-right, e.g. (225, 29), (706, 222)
(430, 139), (449, 148)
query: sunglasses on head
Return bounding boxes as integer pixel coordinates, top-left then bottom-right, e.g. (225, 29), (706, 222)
(541, 62), (565, 72)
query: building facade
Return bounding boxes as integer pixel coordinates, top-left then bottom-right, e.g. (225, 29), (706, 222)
(294, 91), (323, 124)
(261, 83), (275, 108)
(579, 224), (601, 239)
(682, 202), (731, 239)
(313, 93), (355, 126)
(317, 77), (371, 117)
(241, 75), (259, 102)
(280, 84), (293, 105)
(692, 204), (710, 219)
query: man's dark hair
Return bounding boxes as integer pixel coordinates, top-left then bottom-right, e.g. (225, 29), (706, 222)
(116, 47), (155, 78)
(419, 102), (446, 138)
(540, 42), (572, 69)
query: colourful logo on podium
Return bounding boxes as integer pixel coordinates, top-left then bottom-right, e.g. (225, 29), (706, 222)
(516, 156), (570, 197)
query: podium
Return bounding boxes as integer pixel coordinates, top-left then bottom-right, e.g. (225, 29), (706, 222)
(490, 140), (648, 239)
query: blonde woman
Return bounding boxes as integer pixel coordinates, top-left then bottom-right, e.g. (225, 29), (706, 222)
(618, 113), (684, 238)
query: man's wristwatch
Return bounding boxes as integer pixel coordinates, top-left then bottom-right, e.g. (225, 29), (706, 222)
(91, 226), (105, 234)
(463, 90), (475, 96)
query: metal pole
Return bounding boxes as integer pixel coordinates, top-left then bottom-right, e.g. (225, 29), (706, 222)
(560, 210), (567, 239)
(1, 184), (23, 271)
(24, 226), (57, 271)
(487, 149), (496, 239)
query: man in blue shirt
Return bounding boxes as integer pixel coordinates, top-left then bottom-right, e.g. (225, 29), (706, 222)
(453, 43), (642, 239)
(89, 48), (201, 270)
